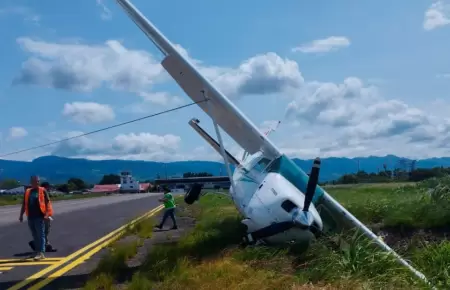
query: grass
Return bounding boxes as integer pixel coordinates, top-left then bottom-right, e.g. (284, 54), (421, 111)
(0, 192), (115, 206)
(84, 178), (450, 290)
(83, 215), (158, 290)
(327, 179), (450, 229)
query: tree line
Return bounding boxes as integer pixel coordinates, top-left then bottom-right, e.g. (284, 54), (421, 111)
(182, 172), (213, 178)
(1, 167), (449, 191)
(328, 166), (450, 185)
(0, 171), (216, 193)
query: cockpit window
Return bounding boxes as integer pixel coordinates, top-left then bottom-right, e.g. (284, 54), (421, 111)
(253, 157), (271, 172)
(266, 155), (325, 204)
(281, 200), (296, 212)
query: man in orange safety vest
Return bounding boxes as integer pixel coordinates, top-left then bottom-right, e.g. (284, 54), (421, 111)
(28, 181), (55, 252)
(19, 175), (53, 260)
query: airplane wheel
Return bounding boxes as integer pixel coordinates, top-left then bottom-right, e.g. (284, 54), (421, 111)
(310, 222), (322, 239)
(184, 183), (203, 204)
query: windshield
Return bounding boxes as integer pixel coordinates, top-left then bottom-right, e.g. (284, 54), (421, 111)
(253, 157), (271, 172)
(266, 154), (325, 204)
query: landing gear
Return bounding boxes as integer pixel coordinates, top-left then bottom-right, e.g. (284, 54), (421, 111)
(184, 183), (203, 204)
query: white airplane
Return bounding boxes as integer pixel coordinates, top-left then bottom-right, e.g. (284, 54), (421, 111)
(114, 0), (431, 286)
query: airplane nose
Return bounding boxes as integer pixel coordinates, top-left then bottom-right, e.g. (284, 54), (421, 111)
(292, 208), (314, 229)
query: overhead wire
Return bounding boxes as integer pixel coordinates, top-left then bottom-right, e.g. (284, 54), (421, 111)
(0, 100), (206, 159)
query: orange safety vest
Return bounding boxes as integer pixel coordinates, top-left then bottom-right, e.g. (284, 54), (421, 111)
(24, 186), (53, 217)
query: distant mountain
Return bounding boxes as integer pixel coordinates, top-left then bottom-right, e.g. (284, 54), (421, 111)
(1, 155), (450, 184)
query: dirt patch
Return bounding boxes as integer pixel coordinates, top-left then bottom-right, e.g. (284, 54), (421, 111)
(124, 215), (196, 270)
(371, 224), (450, 250)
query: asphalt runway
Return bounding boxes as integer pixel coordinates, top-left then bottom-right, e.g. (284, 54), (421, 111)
(0, 192), (163, 289)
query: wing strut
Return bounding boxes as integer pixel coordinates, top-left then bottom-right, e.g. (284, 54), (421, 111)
(202, 90), (237, 195)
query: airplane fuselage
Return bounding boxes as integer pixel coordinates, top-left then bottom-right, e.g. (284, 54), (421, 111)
(230, 152), (324, 244)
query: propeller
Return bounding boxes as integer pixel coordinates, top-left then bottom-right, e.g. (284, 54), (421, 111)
(242, 157), (322, 245)
(293, 157), (321, 229)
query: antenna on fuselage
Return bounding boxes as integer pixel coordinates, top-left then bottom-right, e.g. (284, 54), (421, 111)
(241, 120), (281, 162)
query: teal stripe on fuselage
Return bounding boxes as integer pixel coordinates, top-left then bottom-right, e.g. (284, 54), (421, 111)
(236, 169), (259, 184)
(266, 154), (325, 204)
(239, 176), (258, 183)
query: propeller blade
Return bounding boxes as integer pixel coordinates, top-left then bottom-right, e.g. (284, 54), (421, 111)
(244, 221), (294, 244)
(303, 157), (321, 212)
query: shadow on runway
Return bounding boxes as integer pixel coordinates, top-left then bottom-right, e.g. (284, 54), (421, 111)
(12, 252), (35, 257)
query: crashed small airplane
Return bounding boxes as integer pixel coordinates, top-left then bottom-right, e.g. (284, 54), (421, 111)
(115, 0), (431, 286)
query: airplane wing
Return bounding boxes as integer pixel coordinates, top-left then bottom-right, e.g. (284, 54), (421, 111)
(115, 0), (282, 160)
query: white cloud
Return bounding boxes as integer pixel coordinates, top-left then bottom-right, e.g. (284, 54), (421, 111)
(125, 92), (185, 114)
(14, 37), (165, 93)
(424, 1), (450, 30)
(138, 92), (184, 106)
(63, 102), (115, 124)
(281, 73), (450, 159)
(12, 37), (450, 160)
(437, 73), (450, 78)
(96, 0), (112, 20)
(14, 38), (303, 106)
(174, 46), (304, 99)
(292, 36), (350, 53)
(0, 6), (40, 25)
(210, 53), (304, 98)
(51, 131), (183, 161)
(9, 127), (28, 139)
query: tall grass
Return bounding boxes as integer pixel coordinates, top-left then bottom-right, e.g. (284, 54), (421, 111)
(328, 179), (450, 228)
(85, 178), (450, 289)
(124, 195), (429, 289)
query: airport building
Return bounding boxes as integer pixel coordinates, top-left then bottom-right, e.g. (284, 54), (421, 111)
(0, 186), (26, 195)
(91, 171), (152, 194)
(154, 176), (230, 192)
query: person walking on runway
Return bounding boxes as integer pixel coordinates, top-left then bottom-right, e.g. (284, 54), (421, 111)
(19, 176), (53, 260)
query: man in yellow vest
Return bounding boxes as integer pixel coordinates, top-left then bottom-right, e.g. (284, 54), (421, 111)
(155, 187), (178, 230)
(19, 176), (53, 260)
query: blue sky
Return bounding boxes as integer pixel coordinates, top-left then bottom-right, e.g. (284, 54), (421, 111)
(1, 0), (450, 162)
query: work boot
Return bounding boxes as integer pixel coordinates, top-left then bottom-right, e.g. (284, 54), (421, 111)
(171, 225), (178, 230)
(33, 252), (45, 260)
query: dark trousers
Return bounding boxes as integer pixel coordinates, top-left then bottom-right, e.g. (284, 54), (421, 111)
(44, 219), (51, 245)
(159, 208), (177, 228)
(28, 217), (45, 253)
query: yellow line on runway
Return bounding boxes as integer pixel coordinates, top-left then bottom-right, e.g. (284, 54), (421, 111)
(29, 205), (164, 290)
(7, 204), (163, 290)
(0, 258), (63, 263)
(0, 266), (13, 271)
(0, 262), (57, 267)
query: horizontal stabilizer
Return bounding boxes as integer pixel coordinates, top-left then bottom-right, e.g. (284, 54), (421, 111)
(188, 118), (240, 166)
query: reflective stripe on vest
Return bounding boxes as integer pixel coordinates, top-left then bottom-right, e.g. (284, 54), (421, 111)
(24, 187), (52, 217)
